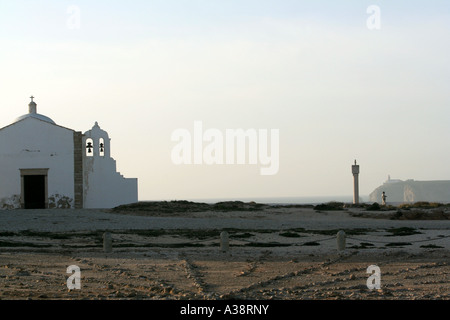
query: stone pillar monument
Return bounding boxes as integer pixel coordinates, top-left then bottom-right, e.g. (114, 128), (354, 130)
(352, 160), (360, 204)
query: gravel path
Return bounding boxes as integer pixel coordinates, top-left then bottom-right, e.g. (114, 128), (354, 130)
(1, 208), (449, 232)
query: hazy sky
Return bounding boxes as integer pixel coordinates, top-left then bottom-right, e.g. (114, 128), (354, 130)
(1, 0), (449, 201)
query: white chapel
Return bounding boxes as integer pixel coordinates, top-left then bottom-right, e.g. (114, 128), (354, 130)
(0, 97), (138, 209)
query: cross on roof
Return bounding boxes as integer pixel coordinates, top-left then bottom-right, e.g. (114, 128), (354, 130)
(30, 96), (34, 102)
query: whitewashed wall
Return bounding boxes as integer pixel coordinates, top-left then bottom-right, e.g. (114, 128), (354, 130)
(83, 123), (138, 208)
(0, 118), (75, 208)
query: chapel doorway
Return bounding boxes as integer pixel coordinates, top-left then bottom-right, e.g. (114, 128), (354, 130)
(20, 169), (48, 209)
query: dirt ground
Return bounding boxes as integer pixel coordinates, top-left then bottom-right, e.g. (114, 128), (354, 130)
(0, 250), (449, 300)
(0, 205), (449, 300)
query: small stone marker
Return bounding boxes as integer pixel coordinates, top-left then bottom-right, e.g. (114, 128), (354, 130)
(103, 232), (112, 253)
(220, 231), (229, 252)
(336, 230), (346, 252)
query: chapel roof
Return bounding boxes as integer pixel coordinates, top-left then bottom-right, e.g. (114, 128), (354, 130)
(0, 97), (77, 133)
(12, 96), (56, 125)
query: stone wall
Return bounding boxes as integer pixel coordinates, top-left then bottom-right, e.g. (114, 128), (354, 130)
(73, 131), (83, 209)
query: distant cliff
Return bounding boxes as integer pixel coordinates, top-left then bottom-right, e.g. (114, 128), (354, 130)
(369, 180), (450, 204)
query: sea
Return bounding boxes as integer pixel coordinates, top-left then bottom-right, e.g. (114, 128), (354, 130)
(148, 196), (369, 205)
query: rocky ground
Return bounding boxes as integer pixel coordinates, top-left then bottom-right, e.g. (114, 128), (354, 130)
(0, 202), (449, 300)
